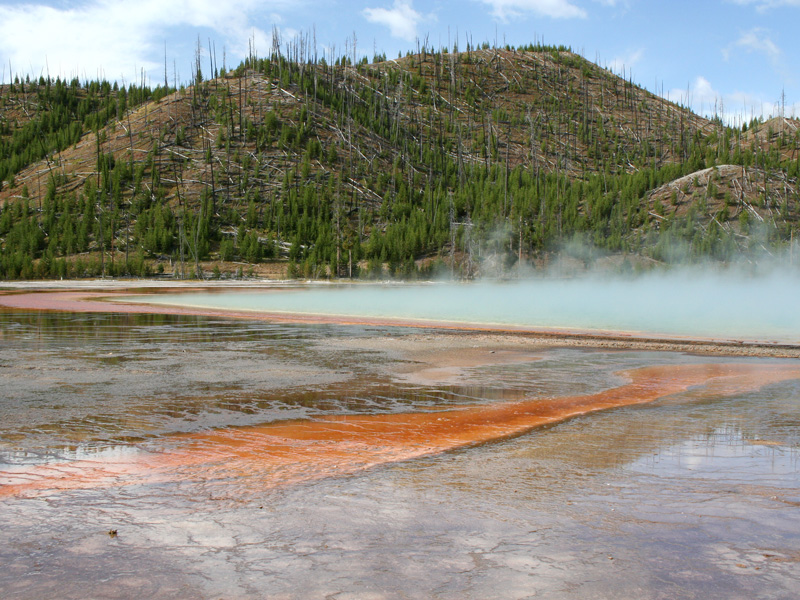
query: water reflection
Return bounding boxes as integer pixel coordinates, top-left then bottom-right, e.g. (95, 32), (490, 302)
(1, 309), (800, 599)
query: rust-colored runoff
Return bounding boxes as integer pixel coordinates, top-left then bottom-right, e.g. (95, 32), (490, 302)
(2, 363), (798, 497)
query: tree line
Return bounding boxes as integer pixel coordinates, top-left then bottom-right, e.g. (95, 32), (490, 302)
(1, 39), (798, 280)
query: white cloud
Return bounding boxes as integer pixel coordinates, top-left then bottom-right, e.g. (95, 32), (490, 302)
(363, 1), (424, 42)
(665, 77), (722, 116)
(477, 0), (587, 21)
(663, 75), (783, 124)
(591, 0), (634, 14)
(692, 76), (718, 106)
(607, 48), (644, 76)
(723, 28), (781, 61)
(727, 0), (800, 9)
(0, 0), (291, 83)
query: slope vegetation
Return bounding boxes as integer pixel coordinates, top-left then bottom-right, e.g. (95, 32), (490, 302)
(1, 43), (798, 279)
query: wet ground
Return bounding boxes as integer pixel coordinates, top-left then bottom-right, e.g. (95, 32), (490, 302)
(1, 309), (799, 599)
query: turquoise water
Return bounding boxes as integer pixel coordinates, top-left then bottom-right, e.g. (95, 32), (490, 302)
(134, 272), (800, 342)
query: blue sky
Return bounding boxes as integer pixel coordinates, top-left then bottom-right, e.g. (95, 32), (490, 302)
(0, 0), (797, 123)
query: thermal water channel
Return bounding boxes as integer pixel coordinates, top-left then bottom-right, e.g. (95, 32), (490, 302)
(1, 306), (800, 598)
(129, 275), (800, 343)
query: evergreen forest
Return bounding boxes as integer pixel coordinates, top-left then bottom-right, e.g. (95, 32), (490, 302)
(1, 37), (798, 280)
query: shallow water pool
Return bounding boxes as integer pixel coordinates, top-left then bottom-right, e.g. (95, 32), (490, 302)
(1, 309), (799, 599)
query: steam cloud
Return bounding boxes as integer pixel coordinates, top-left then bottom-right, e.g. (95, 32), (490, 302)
(142, 264), (800, 343)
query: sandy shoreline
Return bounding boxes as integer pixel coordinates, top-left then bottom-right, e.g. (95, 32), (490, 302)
(2, 282), (800, 358)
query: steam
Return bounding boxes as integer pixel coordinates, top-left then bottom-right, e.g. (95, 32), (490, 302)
(141, 263), (800, 343)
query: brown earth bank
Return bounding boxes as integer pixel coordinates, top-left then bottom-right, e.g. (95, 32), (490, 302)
(1, 282), (800, 358)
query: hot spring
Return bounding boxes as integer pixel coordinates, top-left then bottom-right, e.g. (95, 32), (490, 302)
(2, 279), (800, 599)
(127, 270), (800, 343)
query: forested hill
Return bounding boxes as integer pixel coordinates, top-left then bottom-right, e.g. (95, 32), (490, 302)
(1, 42), (798, 280)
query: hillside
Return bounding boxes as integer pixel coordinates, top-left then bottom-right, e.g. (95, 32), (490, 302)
(1, 43), (798, 280)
